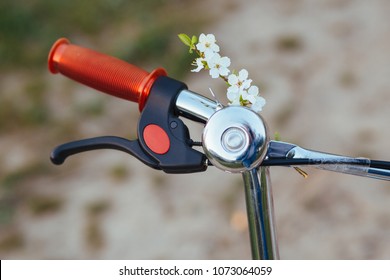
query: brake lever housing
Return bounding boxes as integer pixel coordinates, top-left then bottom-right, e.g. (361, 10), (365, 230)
(50, 76), (208, 174)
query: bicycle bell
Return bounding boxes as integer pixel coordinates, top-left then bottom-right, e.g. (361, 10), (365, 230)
(202, 106), (268, 173)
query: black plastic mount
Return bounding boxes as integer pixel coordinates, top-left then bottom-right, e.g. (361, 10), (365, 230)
(138, 76), (207, 173)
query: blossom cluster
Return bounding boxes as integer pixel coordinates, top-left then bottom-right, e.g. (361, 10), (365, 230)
(178, 33), (266, 112)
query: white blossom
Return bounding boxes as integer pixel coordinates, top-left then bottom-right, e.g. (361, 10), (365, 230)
(196, 33), (220, 57)
(180, 32), (266, 112)
(250, 95), (266, 112)
(227, 86), (241, 105)
(207, 53), (231, 78)
(242, 85), (259, 103)
(227, 69), (252, 94)
(191, 58), (204, 72)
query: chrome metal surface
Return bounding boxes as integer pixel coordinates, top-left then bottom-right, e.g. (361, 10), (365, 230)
(202, 106), (268, 173)
(243, 167), (279, 260)
(287, 144), (360, 163)
(266, 140), (390, 181)
(176, 91), (278, 259)
(175, 89), (219, 123)
(222, 127), (247, 153)
(366, 167), (390, 181)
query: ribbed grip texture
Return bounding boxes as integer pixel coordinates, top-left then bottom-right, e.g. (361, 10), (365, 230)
(48, 38), (166, 109)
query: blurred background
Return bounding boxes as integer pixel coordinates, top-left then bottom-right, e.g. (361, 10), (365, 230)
(1, 0), (390, 259)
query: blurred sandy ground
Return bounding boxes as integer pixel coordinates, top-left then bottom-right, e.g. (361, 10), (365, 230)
(1, 0), (390, 259)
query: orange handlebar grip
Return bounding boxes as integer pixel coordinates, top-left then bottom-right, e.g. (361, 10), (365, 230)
(48, 38), (167, 111)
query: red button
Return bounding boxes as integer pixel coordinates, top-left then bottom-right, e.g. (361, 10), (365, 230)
(143, 124), (170, 154)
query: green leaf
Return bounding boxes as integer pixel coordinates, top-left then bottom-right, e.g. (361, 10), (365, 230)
(191, 35), (197, 45)
(274, 132), (281, 141)
(178, 33), (192, 47)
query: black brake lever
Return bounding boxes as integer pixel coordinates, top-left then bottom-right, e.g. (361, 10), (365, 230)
(51, 136), (160, 169)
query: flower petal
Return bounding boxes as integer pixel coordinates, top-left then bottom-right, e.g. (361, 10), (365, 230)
(209, 68), (220, 78)
(219, 68), (229, 76)
(251, 96), (266, 112)
(238, 69), (249, 80)
(228, 74), (238, 85)
(206, 34), (215, 42)
(227, 90), (239, 102)
(228, 85), (239, 94)
(248, 85), (259, 95)
(246, 94), (257, 103)
(241, 79), (252, 90)
(220, 56), (231, 67)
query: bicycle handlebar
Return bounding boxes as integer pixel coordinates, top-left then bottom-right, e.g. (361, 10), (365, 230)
(48, 38), (167, 111)
(47, 38), (390, 180)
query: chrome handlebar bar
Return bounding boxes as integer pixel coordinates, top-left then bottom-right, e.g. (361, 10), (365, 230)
(175, 89), (390, 181)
